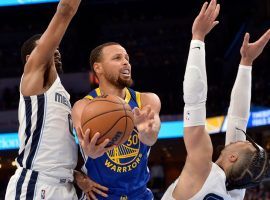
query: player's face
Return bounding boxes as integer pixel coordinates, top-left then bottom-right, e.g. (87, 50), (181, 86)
(100, 45), (133, 88)
(54, 49), (63, 74)
(222, 141), (256, 155)
(35, 40), (63, 74)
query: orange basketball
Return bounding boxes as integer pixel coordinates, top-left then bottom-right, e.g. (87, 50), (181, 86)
(81, 94), (134, 147)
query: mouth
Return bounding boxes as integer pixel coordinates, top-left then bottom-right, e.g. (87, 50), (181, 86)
(120, 69), (131, 77)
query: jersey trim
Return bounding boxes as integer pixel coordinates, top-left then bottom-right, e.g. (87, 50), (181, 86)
(25, 94), (45, 169)
(135, 92), (141, 109)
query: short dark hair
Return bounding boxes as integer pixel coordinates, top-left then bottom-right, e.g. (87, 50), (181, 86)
(89, 42), (120, 77)
(21, 34), (42, 65)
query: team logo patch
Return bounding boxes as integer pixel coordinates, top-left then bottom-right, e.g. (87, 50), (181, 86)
(185, 111), (191, 120)
(105, 131), (141, 172)
(41, 189), (45, 199)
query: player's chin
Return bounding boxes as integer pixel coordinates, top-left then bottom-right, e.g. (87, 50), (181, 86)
(118, 77), (133, 87)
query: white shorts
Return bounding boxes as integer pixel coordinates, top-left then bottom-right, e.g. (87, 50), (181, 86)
(5, 167), (78, 200)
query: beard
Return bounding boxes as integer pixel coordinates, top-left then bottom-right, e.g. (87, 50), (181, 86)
(104, 71), (133, 88)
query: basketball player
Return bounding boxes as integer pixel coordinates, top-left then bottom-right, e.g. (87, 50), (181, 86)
(162, 0), (270, 199)
(3, 0), (103, 199)
(72, 43), (161, 199)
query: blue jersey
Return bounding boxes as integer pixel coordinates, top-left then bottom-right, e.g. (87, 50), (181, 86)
(81, 87), (153, 200)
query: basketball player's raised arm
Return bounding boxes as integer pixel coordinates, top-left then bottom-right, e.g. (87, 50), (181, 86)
(226, 29), (270, 145)
(22, 0), (81, 95)
(171, 1), (220, 199)
(133, 93), (161, 146)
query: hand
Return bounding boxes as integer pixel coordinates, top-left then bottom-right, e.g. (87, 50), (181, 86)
(75, 172), (108, 200)
(133, 105), (156, 145)
(240, 29), (270, 66)
(192, 0), (220, 41)
(75, 127), (115, 159)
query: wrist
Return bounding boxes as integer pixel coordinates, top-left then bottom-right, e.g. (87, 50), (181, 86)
(240, 58), (253, 66)
(192, 34), (205, 42)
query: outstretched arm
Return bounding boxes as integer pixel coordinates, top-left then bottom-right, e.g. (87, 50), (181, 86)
(226, 29), (270, 145)
(170, 1), (220, 199)
(21, 0), (81, 96)
(183, 0), (219, 171)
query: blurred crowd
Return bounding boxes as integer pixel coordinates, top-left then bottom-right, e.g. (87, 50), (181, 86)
(0, 0), (269, 117)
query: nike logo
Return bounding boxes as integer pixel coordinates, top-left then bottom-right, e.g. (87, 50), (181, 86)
(192, 47), (200, 50)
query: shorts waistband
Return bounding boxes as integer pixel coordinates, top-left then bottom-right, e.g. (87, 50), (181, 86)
(15, 167), (73, 186)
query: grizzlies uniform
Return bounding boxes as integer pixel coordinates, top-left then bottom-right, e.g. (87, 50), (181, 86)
(5, 76), (78, 200)
(162, 163), (245, 200)
(80, 87), (153, 200)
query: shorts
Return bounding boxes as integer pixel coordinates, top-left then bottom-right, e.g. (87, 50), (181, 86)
(5, 167), (78, 200)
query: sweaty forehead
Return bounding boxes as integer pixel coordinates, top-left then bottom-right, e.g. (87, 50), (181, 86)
(237, 141), (257, 152)
(102, 45), (127, 57)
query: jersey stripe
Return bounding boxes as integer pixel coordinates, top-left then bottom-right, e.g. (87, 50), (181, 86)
(25, 94), (45, 169)
(17, 96), (32, 167)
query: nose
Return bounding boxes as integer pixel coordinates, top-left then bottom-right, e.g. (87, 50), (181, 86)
(123, 58), (129, 65)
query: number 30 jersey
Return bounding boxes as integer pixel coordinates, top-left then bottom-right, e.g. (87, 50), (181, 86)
(82, 87), (151, 199)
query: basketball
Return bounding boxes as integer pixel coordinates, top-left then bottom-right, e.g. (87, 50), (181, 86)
(81, 94), (134, 147)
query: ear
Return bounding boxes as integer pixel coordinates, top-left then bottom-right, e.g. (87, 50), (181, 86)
(229, 152), (239, 163)
(93, 62), (103, 75)
(26, 55), (30, 62)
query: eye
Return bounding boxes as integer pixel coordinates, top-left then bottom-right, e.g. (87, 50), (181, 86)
(113, 56), (121, 60)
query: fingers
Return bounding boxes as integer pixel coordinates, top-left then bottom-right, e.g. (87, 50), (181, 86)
(92, 183), (109, 197)
(242, 32), (250, 50)
(211, 3), (220, 21)
(94, 183), (109, 192)
(84, 129), (91, 145)
(205, 0), (217, 17)
(99, 138), (110, 148)
(89, 132), (100, 147)
(85, 181), (109, 199)
(87, 191), (97, 200)
(199, 1), (208, 15)
(211, 21), (219, 29)
(256, 29), (270, 48)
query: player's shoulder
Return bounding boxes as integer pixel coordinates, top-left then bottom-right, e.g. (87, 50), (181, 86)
(140, 92), (160, 102)
(140, 92), (161, 111)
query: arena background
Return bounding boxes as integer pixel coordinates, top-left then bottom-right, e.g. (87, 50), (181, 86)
(0, 0), (269, 199)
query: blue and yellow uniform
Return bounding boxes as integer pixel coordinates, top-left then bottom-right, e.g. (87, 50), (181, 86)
(81, 87), (153, 200)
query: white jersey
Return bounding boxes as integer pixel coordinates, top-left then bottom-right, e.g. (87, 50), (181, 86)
(162, 163), (245, 200)
(16, 76), (78, 180)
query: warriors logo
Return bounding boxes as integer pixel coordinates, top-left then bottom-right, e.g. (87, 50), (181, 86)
(105, 132), (142, 172)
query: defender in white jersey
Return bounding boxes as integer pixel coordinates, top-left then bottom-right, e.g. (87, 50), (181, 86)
(162, 1), (270, 200)
(5, 0), (82, 199)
